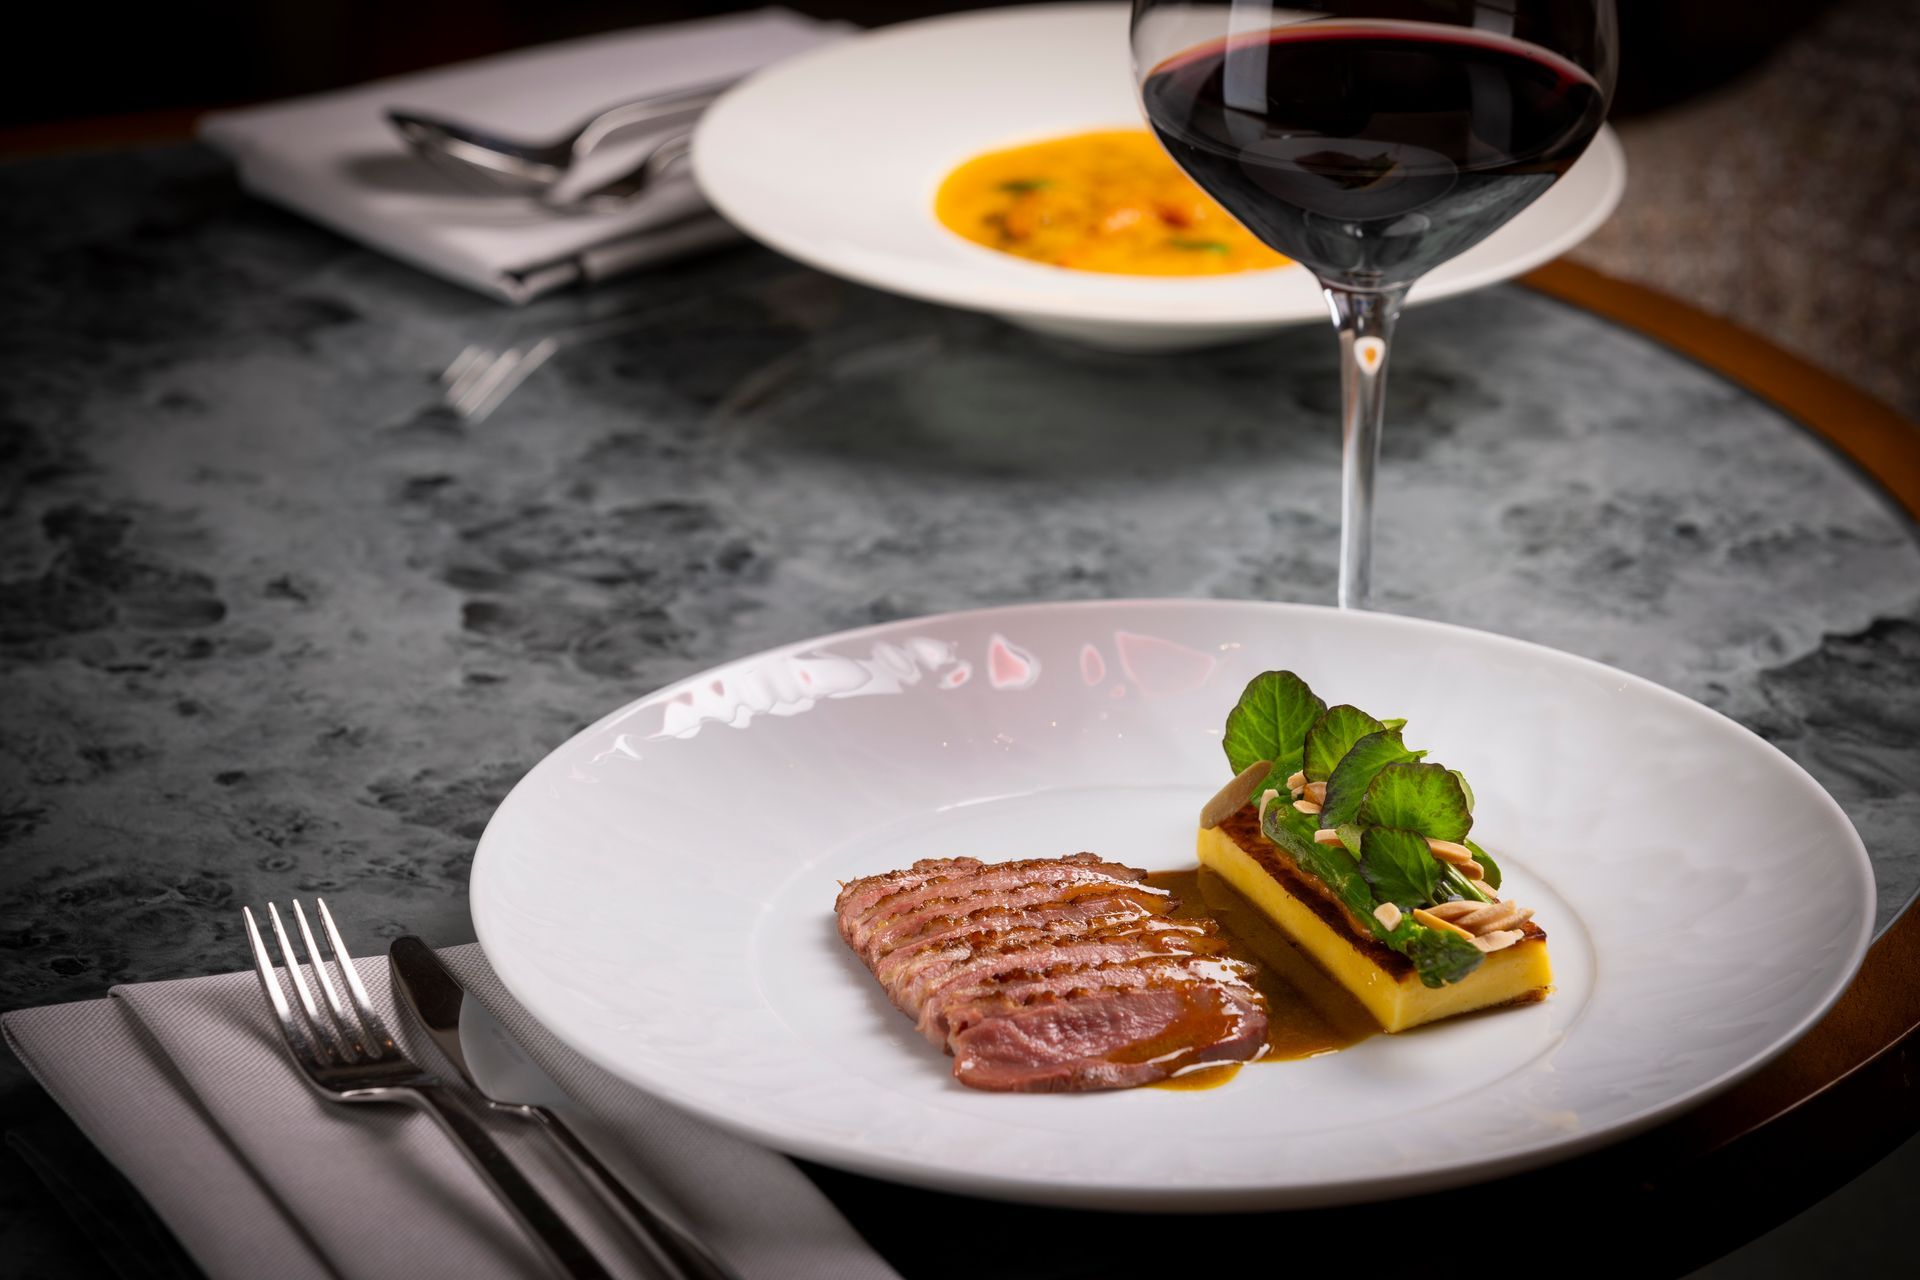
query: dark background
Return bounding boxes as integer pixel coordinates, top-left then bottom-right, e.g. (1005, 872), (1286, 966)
(2, 0), (1832, 132)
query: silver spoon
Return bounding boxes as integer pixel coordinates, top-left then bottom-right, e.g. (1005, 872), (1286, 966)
(387, 77), (733, 194)
(547, 131), (694, 213)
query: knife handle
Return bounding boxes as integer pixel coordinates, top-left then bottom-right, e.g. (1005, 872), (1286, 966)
(528, 1106), (742, 1280)
(407, 1085), (615, 1280)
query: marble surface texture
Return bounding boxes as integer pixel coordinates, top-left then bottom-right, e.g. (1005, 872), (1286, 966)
(1, 144), (1918, 1263)
(4, 142), (1919, 1004)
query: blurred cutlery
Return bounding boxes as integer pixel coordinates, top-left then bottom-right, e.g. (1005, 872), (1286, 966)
(387, 77), (732, 194)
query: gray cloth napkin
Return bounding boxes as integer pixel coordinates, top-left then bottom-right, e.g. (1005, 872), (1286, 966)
(3, 943), (900, 1280)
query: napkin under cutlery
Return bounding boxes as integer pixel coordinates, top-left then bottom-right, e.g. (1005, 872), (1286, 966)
(3, 943), (900, 1280)
(198, 8), (845, 304)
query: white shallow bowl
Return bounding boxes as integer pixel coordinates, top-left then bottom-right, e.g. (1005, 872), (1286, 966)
(472, 599), (1873, 1210)
(693, 3), (1627, 351)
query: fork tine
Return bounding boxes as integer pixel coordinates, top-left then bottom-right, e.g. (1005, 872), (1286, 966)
(448, 348), (525, 418)
(293, 900), (363, 1061)
(441, 343), (487, 387)
(268, 902), (345, 1063)
(315, 898), (397, 1055)
(462, 338), (557, 424)
(244, 906), (321, 1067)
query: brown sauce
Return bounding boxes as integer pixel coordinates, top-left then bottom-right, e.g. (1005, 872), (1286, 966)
(1144, 868), (1380, 1090)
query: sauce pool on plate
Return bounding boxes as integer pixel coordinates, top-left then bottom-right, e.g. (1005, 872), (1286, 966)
(934, 129), (1292, 276)
(1146, 868), (1378, 1089)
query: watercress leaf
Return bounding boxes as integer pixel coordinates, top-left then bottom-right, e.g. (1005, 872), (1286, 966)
(1303, 705), (1386, 781)
(1358, 763), (1473, 842)
(1319, 730), (1425, 827)
(1358, 826), (1440, 908)
(1379, 717), (1407, 732)
(1265, 786), (1482, 987)
(1465, 838), (1502, 891)
(1450, 768), (1476, 814)
(1223, 671), (1326, 780)
(1262, 798), (1380, 928)
(1406, 926), (1484, 989)
(1335, 822), (1365, 857)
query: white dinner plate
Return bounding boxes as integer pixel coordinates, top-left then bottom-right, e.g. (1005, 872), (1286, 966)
(472, 600), (1873, 1209)
(692, 4), (1627, 351)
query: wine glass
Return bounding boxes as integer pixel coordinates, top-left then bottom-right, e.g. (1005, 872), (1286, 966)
(1132, 1), (1617, 608)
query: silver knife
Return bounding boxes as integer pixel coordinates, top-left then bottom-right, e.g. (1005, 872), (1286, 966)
(388, 937), (741, 1280)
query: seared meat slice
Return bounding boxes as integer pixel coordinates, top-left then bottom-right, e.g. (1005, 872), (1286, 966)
(835, 854), (1268, 1092)
(871, 887), (1171, 991)
(844, 855), (1149, 957)
(950, 983), (1267, 1092)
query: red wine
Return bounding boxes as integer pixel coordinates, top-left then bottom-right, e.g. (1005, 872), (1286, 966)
(1141, 21), (1606, 287)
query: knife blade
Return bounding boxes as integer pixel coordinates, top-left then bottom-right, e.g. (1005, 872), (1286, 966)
(389, 937), (740, 1280)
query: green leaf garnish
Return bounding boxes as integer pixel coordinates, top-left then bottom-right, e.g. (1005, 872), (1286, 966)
(1303, 705), (1386, 782)
(1405, 926), (1484, 988)
(1358, 763), (1473, 842)
(1319, 730), (1424, 827)
(1435, 863), (1490, 903)
(1465, 838), (1501, 891)
(1262, 791), (1484, 988)
(1223, 671), (1326, 784)
(1168, 238), (1230, 253)
(1358, 826), (1440, 908)
(1233, 675), (1498, 990)
(1263, 799), (1371, 912)
(998, 179), (1052, 194)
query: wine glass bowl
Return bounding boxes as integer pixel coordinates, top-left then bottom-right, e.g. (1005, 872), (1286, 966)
(1131, 1), (1618, 604)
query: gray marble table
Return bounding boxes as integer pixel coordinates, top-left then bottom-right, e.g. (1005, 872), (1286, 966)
(2, 144), (1918, 1275)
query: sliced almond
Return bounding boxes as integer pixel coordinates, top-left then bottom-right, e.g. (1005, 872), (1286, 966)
(1411, 907), (1475, 941)
(1455, 901), (1508, 932)
(1373, 902), (1403, 931)
(1292, 798), (1322, 815)
(1285, 770), (1308, 792)
(1465, 902), (1533, 934)
(1312, 828), (1346, 847)
(1470, 929), (1525, 953)
(1302, 780), (1328, 805)
(1257, 788), (1281, 824)
(1424, 900), (1479, 922)
(1426, 838), (1476, 865)
(1200, 760), (1273, 828)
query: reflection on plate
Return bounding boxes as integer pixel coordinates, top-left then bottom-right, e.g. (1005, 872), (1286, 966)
(472, 599), (1871, 1209)
(692, 4), (1626, 351)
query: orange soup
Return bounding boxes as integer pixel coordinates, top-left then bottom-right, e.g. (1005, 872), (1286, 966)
(934, 129), (1290, 276)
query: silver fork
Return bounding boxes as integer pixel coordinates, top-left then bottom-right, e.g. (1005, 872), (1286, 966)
(243, 899), (615, 1280)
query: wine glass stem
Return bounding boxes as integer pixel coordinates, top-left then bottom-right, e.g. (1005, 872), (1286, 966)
(1323, 284), (1408, 611)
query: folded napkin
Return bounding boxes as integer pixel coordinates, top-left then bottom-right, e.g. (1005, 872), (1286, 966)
(198, 9), (844, 303)
(3, 943), (901, 1280)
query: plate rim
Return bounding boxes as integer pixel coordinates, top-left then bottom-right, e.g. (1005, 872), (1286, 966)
(690, 2), (1629, 330)
(472, 598), (1875, 1209)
